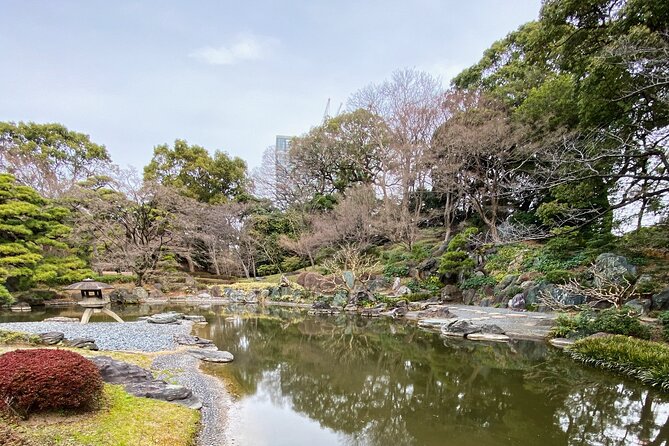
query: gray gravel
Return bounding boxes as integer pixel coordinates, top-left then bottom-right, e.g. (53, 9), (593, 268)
(0, 321), (192, 351)
(153, 353), (232, 446)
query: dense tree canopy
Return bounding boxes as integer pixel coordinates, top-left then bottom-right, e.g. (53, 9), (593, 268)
(144, 139), (249, 204)
(0, 174), (90, 303)
(0, 122), (111, 198)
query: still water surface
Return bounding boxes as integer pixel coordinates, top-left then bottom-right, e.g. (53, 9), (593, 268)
(3, 304), (669, 445)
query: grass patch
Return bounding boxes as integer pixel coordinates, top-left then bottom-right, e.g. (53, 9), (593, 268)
(0, 330), (41, 346)
(566, 335), (669, 391)
(2, 384), (200, 446)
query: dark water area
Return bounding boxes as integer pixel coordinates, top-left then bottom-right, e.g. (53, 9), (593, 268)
(3, 304), (669, 445)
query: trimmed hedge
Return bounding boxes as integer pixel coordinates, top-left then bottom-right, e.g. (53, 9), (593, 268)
(566, 335), (669, 391)
(0, 349), (103, 416)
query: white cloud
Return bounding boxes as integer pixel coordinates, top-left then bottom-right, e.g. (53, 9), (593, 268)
(190, 33), (279, 66)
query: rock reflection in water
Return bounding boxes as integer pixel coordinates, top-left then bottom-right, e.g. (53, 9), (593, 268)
(192, 307), (669, 446)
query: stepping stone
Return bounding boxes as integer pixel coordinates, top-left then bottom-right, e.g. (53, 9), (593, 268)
(467, 333), (510, 342)
(183, 315), (207, 324)
(65, 338), (99, 350)
(549, 338), (575, 349)
(418, 319), (449, 329)
(43, 317), (78, 323)
(174, 334), (216, 348)
(187, 349), (234, 363)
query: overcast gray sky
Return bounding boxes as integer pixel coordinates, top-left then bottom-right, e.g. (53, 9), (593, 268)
(0, 0), (541, 170)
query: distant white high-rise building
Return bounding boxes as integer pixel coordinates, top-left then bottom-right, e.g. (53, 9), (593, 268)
(275, 135), (293, 178)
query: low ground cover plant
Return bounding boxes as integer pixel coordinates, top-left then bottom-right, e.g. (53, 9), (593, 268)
(567, 335), (669, 391)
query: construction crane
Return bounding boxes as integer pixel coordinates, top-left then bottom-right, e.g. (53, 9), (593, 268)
(323, 98), (344, 122)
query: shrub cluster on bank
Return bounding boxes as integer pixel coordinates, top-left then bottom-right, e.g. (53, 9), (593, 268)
(0, 349), (103, 417)
(551, 308), (651, 340)
(566, 335), (669, 391)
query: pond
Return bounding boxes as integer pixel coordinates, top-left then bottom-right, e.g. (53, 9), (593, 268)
(2, 304), (669, 445)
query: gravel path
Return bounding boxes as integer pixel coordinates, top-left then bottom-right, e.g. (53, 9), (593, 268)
(153, 353), (233, 446)
(0, 321), (192, 351)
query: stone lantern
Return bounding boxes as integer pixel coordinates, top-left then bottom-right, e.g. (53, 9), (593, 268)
(64, 278), (124, 324)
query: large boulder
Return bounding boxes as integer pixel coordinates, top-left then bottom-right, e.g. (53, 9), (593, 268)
(526, 283), (584, 307)
(90, 356), (154, 384)
(441, 320), (481, 337)
(652, 288), (669, 311)
(508, 293), (526, 311)
(480, 324), (505, 334)
(110, 288), (138, 304)
(332, 289), (348, 308)
(624, 298), (651, 314)
(440, 285), (461, 302)
(132, 287), (149, 302)
(90, 356), (201, 410)
(38, 332), (64, 345)
(395, 286), (412, 296)
(594, 253), (637, 286)
(366, 276), (390, 292)
(296, 272), (336, 293)
(416, 306), (454, 319)
(494, 275), (518, 295)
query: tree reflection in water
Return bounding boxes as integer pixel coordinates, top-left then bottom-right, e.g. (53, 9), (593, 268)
(194, 306), (669, 446)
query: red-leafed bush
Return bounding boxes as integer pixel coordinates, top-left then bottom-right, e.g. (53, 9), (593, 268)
(0, 349), (103, 416)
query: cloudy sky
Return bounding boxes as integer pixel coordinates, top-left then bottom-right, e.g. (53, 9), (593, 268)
(0, 0), (541, 170)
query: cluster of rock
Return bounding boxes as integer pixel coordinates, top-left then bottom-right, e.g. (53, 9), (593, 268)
(37, 331), (99, 350)
(90, 356), (202, 409)
(419, 319), (510, 342)
(173, 333), (234, 363)
(139, 312), (207, 325)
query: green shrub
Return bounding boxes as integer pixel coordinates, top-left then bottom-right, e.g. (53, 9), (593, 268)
(406, 279), (442, 295)
(460, 275), (497, 290)
(658, 311), (669, 342)
(543, 269), (574, 284)
(383, 263), (409, 278)
(551, 308), (651, 340)
(566, 335), (669, 390)
(421, 275), (442, 292)
(502, 285), (523, 298)
(257, 264), (279, 276)
(92, 274), (137, 284)
(447, 227), (478, 252)
(438, 251), (474, 276)
(484, 243), (534, 280)
(409, 242), (432, 262)
(280, 256), (305, 273)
